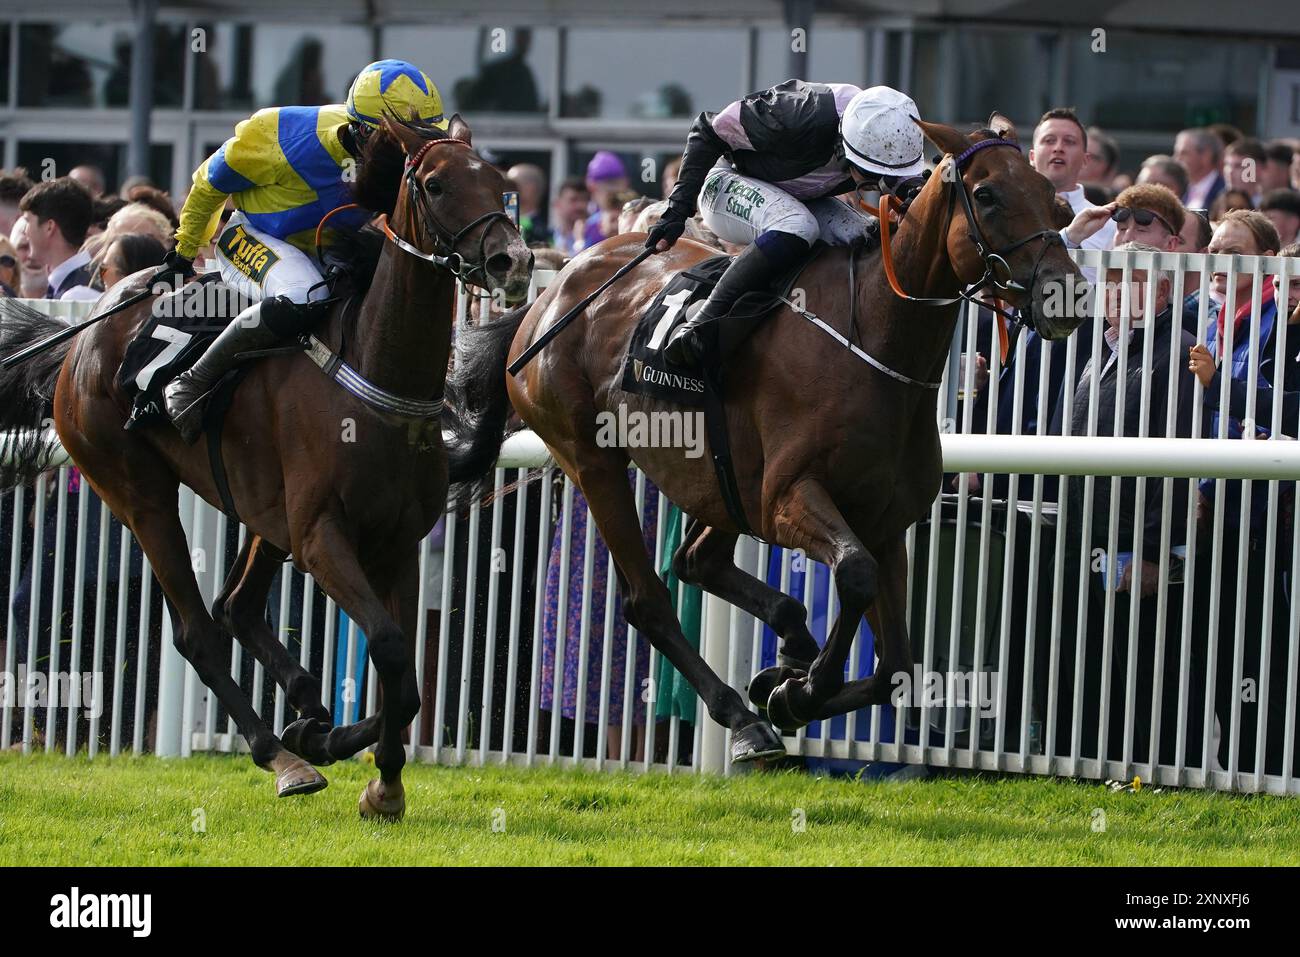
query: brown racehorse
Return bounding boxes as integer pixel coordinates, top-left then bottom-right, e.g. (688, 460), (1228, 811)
(0, 115), (532, 819)
(441, 117), (1084, 761)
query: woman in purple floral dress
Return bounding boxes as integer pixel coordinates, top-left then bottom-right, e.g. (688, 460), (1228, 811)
(540, 475), (657, 759)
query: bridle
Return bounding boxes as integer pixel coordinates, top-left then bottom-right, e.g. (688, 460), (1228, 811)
(299, 135), (518, 426)
(950, 139), (1063, 316)
(380, 136), (516, 288)
(874, 136), (1064, 332)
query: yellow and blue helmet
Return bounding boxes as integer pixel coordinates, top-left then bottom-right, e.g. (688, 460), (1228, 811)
(346, 59), (446, 129)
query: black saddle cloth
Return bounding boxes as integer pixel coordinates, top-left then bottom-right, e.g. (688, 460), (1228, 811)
(619, 246), (817, 406)
(114, 276), (228, 426)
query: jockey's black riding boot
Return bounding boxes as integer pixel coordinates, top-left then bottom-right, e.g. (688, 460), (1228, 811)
(165, 295), (323, 444)
(663, 233), (805, 370)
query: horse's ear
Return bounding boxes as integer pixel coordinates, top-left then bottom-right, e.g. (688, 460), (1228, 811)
(381, 115), (426, 157)
(988, 112), (1019, 144)
(914, 118), (970, 161)
(447, 113), (472, 145)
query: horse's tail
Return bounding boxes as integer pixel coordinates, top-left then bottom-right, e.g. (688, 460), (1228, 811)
(442, 304), (528, 505)
(0, 299), (74, 488)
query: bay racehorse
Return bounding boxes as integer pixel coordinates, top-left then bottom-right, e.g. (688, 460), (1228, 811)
(440, 116), (1083, 761)
(0, 115), (532, 819)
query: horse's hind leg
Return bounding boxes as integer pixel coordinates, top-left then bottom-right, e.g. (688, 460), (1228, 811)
(81, 476), (326, 797)
(212, 535), (332, 760)
(671, 521), (821, 671)
(564, 454), (783, 763)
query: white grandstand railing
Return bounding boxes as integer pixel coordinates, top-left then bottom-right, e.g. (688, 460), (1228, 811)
(2, 248), (1299, 795)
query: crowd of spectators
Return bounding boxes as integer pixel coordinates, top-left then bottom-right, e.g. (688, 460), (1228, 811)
(0, 165), (183, 753)
(955, 109), (1300, 778)
(0, 165), (179, 302)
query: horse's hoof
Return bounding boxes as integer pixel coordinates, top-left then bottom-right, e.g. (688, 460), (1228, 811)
(731, 721), (785, 763)
(281, 716), (336, 767)
(748, 665), (807, 711)
(358, 778), (405, 822)
(274, 756), (328, 797)
(767, 678), (812, 734)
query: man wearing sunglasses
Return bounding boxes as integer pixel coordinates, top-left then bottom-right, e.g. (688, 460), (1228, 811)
(1060, 183), (1184, 253)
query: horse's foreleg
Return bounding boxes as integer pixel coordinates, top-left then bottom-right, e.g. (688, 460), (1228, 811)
(788, 539), (915, 717)
(671, 521), (821, 669)
(214, 535), (330, 735)
(766, 478), (880, 732)
(297, 519), (419, 821)
(863, 536), (913, 685)
(565, 453), (784, 764)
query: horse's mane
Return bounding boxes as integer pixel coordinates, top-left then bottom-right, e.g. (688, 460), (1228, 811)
(327, 224), (385, 297)
(342, 116), (455, 294)
(351, 115), (452, 218)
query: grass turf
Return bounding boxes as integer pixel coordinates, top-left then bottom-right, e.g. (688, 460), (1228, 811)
(0, 752), (1296, 866)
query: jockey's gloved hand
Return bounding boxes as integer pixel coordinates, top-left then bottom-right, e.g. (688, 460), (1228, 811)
(151, 249), (194, 290)
(645, 209), (688, 252)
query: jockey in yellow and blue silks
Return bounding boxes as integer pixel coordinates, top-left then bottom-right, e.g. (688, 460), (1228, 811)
(163, 59), (446, 443)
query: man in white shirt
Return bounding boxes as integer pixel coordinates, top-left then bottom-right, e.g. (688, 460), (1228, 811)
(18, 177), (99, 301)
(1029, 107), (1116, 253)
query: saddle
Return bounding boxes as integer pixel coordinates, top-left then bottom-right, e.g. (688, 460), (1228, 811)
(116, 271), (354, 433)
(619, 247), (817, 406)
(617, 245), (820, 536)
(117, 274), (240, 431)
(115, 273), (330, 520)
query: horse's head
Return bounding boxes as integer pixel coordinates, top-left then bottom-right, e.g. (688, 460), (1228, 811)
(912, 114), (1086, 341)
(384, 114), (534, 303)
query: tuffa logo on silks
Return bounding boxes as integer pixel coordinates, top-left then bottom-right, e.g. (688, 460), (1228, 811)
(217, 224), (280, 284)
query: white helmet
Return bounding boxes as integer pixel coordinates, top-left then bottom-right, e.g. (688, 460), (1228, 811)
(841, 86), (925, 178)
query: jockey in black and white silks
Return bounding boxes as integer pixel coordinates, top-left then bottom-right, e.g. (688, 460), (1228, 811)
(646, 81), (928, 370)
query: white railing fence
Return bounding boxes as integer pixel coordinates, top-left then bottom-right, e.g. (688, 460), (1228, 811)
(2, 249), (1299, 795)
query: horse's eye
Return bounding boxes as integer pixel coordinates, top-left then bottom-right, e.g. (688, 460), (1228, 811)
(974, 186), (997, 205)
(423, 177), (442, 196)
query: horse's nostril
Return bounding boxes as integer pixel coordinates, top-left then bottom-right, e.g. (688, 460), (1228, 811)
(486, 253), (513, 278)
